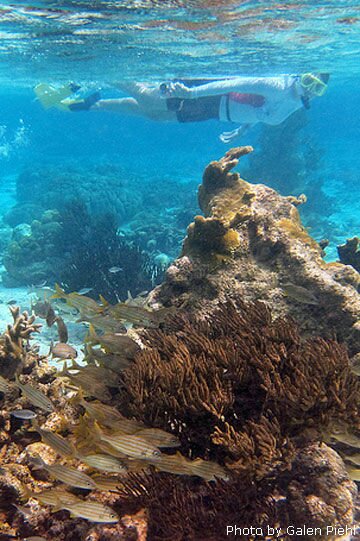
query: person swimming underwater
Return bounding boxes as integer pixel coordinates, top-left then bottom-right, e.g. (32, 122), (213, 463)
(35, 73), (329, 143)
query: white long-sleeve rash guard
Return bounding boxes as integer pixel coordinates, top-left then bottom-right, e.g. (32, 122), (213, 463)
(177, 75), (304, 126)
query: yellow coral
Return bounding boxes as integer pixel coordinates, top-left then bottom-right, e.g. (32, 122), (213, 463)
(222, 228), (240, 252)
(277, 218), (320, 251)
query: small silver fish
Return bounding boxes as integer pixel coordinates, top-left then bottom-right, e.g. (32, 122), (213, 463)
(282, 282), (319, 305)
(15, 375), (55, 413)
(11, 409), (37, 420)
(77, 288), (93, 295)
(55, 316), (68, 343)
(51, 342), (77, 360)
(108, 266), (123, 274)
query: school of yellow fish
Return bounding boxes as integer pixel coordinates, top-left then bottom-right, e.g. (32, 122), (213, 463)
(1, 286), (229, 525)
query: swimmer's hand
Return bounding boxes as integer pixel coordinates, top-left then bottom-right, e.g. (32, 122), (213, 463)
(219, 124), (251, 144)
(159, 82), (192, 98)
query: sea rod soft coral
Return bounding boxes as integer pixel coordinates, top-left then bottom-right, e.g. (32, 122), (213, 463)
(118, 299), (358, 540)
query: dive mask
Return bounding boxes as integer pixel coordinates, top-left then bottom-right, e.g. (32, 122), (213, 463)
(300, 73), (328, 97)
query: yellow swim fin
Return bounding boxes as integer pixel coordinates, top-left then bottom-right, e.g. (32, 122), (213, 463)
(34, 82), (80, 110)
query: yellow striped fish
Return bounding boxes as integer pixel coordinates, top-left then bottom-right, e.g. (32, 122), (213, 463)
(136, 428), (181, 448)
(95, 440), (129, 460)
(87, 329), (139, 356)
(188, 457), (229, 482)
(23, 537), (49, 541)
(324, 422), (360, 447)
(52, 284), (103, 317)
(63, 500), (119, 523)
(345, 464), (360, 482)
(32, 420), (76, 458)
(71, 363), (120, 387)
(91, 474), (123, 492)
(344, 453), (360, 466)
(79, 398), (144, 432)
(109, 303), (170, 327)
(64, 371), (111, 401)
(94, 422), (161, 460)
(31, 457), (97, 489)
(148, 452), (229, 481)
(21, 485), (80, 507)
(78, 453), (127, 474)
(24, 537), (49, 541)
(15, 375), (55, 412)
(0, 374), (11, 393)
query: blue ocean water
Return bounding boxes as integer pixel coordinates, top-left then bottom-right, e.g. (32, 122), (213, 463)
(0, 0), (359, 311)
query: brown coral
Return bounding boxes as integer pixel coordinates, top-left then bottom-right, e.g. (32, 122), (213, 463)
(118, 299), (359, 539)
(0, 306), (42, 379)
(182, 147), (254, 259)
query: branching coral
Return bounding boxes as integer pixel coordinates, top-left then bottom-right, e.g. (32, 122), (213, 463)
(0, 306), (42, 379)
(118, 299), (359, 539)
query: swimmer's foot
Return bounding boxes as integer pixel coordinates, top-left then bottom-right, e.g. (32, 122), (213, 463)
(65, 91), (101, 111)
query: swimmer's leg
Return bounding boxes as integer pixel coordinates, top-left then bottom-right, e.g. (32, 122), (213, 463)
(91, 97), (143, 116)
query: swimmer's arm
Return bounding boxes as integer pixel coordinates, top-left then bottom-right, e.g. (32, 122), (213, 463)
(219, 123), (253, 144)
(167, 77), (288, 99)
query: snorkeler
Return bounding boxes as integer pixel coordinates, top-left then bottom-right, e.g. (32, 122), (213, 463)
(35, 73), (329, 143)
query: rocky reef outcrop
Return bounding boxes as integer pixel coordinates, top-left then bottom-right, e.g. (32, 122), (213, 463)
(1, 148), (359, 540)
(338, 237), (360, 274)
(153, 146), (360, 359)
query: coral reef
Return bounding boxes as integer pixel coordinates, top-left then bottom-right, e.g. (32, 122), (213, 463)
(2, 200), (159, 299)
(2, 209), (64, 287)
(0, 305), (147, 540)
(0, 306), (41, 379)
(0, 295), (359, 540)
(2, 168), (197, 291)
(338, 237), (360, 274)
(1, 149), (359, 540)
(12, 163), (142, 226)
(154, 147), (360, 359)
(117, 299), (358, 540)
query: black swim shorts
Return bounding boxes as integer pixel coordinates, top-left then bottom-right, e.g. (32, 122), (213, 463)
(166, 95), (221, 123)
